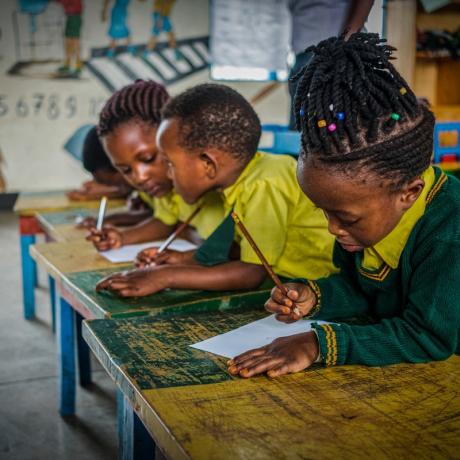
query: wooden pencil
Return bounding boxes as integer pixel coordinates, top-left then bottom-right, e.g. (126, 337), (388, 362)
(231, 212), (300, 316)
(157, 206), (202, 254)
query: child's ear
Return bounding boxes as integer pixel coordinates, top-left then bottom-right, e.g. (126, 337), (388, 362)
(400, 177), (424, 210)
(199, 151), (218, 179)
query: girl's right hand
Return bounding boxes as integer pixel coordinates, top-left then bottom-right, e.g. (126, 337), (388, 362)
(264, 282), (317, 323)
(86, 226), (123, 251)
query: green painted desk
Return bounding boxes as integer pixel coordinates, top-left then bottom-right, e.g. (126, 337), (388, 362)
(14, 190), (125, 321)
(84, 311), (460, 460)
(30, 241), (273, 416)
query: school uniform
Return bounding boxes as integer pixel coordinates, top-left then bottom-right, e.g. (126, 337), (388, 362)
(196, 152), (336, 279)
(303, 167), (460, 366)
(139, 190), (225, 240)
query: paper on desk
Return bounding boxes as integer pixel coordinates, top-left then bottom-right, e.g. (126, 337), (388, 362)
(190, 314), (329, 359)
(99, 239), (197, 263)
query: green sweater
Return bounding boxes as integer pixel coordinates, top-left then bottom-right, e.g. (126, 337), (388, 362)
(305, 168), (460, 367)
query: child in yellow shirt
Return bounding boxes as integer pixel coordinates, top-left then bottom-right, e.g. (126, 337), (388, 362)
(97, 84), (336, 296)
(86, 80), (224, 255)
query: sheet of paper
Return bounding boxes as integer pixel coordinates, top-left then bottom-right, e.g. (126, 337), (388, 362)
(99, 239), (197, 263)
(190, 314), (329, 359)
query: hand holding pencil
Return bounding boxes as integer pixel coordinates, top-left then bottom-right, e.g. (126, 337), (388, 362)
(231, 212), (317, 322)
(135, 206), (202, 268)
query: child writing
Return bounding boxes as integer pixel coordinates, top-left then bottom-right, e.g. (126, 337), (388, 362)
(68, 125), (152, 228)
(96, 83), (336, 296)
(86, 79), (225, 253)
(227, 33), (460, 379)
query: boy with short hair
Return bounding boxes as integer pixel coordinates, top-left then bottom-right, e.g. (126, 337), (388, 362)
(97, 84), (336, 297)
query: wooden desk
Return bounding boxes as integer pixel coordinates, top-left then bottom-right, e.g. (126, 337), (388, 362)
(36, 209), (96, 242)
(30, 241), (273, 416)
(84, 311), (460, 459)
(14, 190), (124, 321)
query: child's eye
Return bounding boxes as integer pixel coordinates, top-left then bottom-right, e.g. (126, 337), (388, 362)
(141, 155), (155, 163)
(341, 218), (360, 227)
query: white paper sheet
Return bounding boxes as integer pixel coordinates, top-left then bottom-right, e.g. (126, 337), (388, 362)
(190, 314), (329, 358)
(99, 239), (197, 263)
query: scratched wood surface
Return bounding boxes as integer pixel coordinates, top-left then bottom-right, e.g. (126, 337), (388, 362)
(30, 241), (131, 279)
(83, 313), (460, 460)
(36, 210), (91, 242)
(29, 240), (273, 320)
(35, 207), (131, 241)
(64, 268), (273, 319)
(14, 190), (125, 216)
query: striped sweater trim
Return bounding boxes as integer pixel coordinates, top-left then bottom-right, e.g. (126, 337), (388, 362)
(319, 324), (338, 366)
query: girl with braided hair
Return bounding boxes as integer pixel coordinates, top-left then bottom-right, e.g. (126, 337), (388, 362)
(227, 33), (460, 379)
(86, 80), (225, 264)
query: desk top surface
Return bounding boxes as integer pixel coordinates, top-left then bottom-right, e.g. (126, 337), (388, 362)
(36, 209), (95, 242)
(14, 190), (125, 216)
(84, 311), (460, 460)
(30, 241), (272, 319)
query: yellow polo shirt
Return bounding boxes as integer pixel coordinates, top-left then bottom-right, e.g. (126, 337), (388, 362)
(362, 167), (435, 270)
(222, 152), (336, 279)
(139, 190), (225, 239)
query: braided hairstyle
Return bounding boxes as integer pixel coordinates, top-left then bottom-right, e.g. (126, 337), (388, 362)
(98, 79), (170, 137)
(294, 33), (435, 189)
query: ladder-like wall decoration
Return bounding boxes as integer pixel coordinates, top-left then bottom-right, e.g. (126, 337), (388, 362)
(85, 36), (210, 93)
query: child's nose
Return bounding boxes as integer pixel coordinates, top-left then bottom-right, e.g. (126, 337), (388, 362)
(133, 165), (150, 185)
(327, 217), (347, 238)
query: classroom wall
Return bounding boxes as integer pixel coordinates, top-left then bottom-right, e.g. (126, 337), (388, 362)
(0, 0), (384, 193)
(0, 0), (291, 192)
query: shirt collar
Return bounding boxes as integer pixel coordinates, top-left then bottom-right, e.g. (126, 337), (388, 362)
(222, 152), (262, 205)
(366, 166), (436, 269)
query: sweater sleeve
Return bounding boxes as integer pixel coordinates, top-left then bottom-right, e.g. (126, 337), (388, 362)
(304, 244), (371, 320)
(312, 240), (460, 367)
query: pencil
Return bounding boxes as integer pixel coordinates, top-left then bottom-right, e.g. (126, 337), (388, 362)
(157, 206), (202, 254)
(231, 212), (300, 316)
(96, 196), (108, 231)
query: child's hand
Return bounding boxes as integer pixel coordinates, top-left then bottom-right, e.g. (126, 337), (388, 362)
(265, 282), (316, 323)
(227, 331), (319, 378)
(95, 267), (169, 297)
(86, 226), (123, 251)
(75, 216), (97, 229)
(67, 189), (94, 201)
(135, 248), (190, 268)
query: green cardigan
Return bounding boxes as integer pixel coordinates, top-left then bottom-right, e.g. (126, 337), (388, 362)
(304, 168), (460, 367)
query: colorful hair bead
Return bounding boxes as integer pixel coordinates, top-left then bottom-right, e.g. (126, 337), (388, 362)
(317, 119), (327, 128)
(391, 113), (400, 121)
(399, 87), (407, 95)
(300, 108), (305, 116)
(337, 112), (345, 120)
(328, 123), (337, 132)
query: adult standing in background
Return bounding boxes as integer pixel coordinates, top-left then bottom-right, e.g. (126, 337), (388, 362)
(288, 0), (374, 129)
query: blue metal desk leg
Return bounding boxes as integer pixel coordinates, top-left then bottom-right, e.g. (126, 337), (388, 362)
(58, 297), (76, 416)
(48, 275), (56, 333)
(117, 390), (155, 460)
(20, 234), (36, 320)
(33, 253), (38, 287)
(76, 312), (92, 387)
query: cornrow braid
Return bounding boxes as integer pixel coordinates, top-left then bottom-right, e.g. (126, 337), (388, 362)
(293, 33), (434, 187)
(98, 79), (170, 137)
